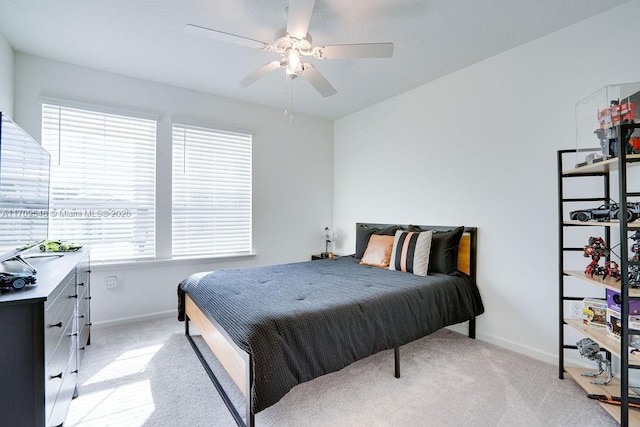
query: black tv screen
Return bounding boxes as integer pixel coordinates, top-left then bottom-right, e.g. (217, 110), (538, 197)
(0, 112), (50, 264)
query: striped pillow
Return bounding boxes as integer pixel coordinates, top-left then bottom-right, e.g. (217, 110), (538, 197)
(389, 230), (433, 276)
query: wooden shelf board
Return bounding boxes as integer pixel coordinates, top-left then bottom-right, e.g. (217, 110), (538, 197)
(565, 318), (640, 363)
(563, 154), (640, 176)
(564, 366), (640, 424)
(564, 270), (640, 297)
(563, 220), (640, 228)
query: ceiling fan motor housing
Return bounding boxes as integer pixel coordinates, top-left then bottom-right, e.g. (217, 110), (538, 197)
(270, 28), (313, 54)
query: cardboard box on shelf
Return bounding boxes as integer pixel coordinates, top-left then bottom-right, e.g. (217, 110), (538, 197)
(583, 298), (608, 328)
(606, 307), (640, 348)
(606, 289), (640, 315)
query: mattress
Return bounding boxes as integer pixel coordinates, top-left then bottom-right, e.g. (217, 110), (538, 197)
(178, 255), (484, 412)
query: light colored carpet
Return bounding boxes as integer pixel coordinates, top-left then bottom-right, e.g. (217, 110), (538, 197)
(67, 317), (617, 426)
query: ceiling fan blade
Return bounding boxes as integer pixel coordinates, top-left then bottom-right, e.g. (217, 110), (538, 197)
(314, 43), (394, 59)
(185, 24), (268, 50)
(239, 61), (282, 88)
(287, 0), (316, 39)
(301, 63), (337, 97)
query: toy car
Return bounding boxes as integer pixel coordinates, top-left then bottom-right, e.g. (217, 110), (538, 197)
(0, 271), (36, 292)
(570, 202), (640, 222)
(38, 240), (82, 252)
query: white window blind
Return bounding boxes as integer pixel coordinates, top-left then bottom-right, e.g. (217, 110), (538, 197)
(172, 123), (252, 257)
(42, 104), (156, 262)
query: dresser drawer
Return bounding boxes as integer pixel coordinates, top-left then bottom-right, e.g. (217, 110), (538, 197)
(44, 275), (77, 362)
(78, 314), (90, 343)
(45, 319), (75, 423)
(78, 284), (91, 350)
(45, 271), (76, 310)
(78, 293), (90, 325)
(47, 343), (77, 427)
(78, 323), (90, 366)
(77, 278), (88, 301)
(76, 259), (90, 294)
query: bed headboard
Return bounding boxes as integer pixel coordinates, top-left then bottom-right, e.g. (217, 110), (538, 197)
(356, 223), (477, 279)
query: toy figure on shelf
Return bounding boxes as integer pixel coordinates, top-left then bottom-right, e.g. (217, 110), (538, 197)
(630, 268), (640, 288)
(631, 231), (640, 261)
(604, 260), (621, 281)
(584, 236), (609, 278)
(594, 99), (638, 158)
(629, 232), (640, 287)
(598, 99), (636, 129)
(577, 337), (613, 385)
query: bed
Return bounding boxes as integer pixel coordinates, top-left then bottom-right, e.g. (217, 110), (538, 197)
(177, 223), (484, 426)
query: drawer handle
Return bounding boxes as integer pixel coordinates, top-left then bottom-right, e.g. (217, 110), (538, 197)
(87, 323), (93, 326)
(80, 346), (86, 351)
(70, 294), (78, 299)
(78, 282), (85, 287)
(50, 372), (63, 380)
(79, 314), (85, 319)
(49, 322), (63, 328)
(85, 296), (92, 300)
(71, 369), (78, 374)
(70, 332), (78, 337)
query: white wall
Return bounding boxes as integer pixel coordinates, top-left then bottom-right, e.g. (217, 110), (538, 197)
(333, 0), (640, 363)
(14, 53), (333, 324)
(0, 32), (14, 116)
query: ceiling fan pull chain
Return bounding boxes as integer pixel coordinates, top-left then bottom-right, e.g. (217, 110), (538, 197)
(289, 76), (294, 124)
(284, 74), (294, 123)
(284, 88), (289, 119)
(284, 73), (289, 118)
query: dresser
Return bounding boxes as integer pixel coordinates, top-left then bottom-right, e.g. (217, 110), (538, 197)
(0, 249), (90, 427)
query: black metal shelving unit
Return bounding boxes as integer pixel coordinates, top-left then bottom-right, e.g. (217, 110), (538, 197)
(558, 123), (640, 426)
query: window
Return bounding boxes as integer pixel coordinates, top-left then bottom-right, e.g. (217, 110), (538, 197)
(172, 123), (252, 258)
(42, 103), (156, 262)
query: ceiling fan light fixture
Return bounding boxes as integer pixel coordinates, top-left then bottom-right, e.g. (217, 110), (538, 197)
(285, 48), (302, 75)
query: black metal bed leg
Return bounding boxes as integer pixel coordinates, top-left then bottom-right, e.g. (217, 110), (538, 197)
(394, 347), (400, 378)
(184, 315), (249, 427)
(469, 317), (476, 339)
(246, 352), (254, 427)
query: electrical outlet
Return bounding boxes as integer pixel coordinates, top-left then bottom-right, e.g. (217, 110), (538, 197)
(105, 276), (118, 289)
(570, 301), (582, 319)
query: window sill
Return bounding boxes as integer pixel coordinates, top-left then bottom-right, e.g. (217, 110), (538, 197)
(90, 253), (257, 272)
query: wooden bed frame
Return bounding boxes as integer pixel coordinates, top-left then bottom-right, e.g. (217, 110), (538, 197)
(183, 224), (478, 426)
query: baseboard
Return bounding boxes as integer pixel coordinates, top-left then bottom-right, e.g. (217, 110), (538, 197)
(447, 323), (592, 368)
(475, 330), (558, 365)
(92, 309), (177, 329)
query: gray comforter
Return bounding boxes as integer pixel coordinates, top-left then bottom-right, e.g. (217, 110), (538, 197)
(177, 256), (484, 413)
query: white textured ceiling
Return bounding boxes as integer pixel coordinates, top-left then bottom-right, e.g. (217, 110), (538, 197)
(0, 0), (630, 120)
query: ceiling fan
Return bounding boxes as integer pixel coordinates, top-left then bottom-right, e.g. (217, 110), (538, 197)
(185, 0), (394, 98)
